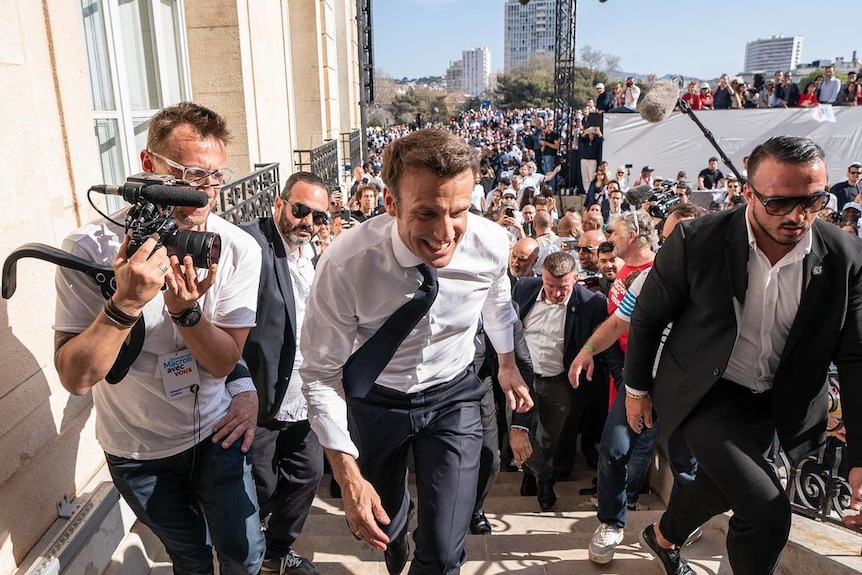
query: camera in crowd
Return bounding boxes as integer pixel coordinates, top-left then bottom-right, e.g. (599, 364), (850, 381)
(103, 173), (222, 268)
(647, 180), (682, 219)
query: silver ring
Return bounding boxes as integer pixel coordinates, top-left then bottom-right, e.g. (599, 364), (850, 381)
(157, 263), (169, 274)
(354, 529), (362, 538)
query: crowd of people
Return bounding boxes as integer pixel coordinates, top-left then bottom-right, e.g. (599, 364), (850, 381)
(50, 98), (862, 575)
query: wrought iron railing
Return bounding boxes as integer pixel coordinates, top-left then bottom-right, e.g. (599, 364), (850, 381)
(341, 129), (362, 172)
(215, 163), (280, 225)
(294, 140), (339, 192)
(768, 368), (860, 543)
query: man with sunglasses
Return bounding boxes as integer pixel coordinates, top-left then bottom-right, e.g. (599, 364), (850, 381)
(54, 102), (265, 575)
(829, 161), (862, 212)
(240, 172), (330, 575)
(625, 136), (862, 575)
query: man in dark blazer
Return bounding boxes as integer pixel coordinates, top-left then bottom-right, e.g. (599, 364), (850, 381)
(512, 251), (624, 511)
(625, 136), (862, 575)
(240, 171), (330, 575)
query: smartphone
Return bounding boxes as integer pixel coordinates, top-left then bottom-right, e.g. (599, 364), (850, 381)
(505, 207), (515, 218)
(561, 238), (578, 250)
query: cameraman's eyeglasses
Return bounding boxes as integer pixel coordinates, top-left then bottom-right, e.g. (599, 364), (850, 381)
(749, 187), (830, 216)
(287, 200), (329, 225)
(148, 150), (234, 188)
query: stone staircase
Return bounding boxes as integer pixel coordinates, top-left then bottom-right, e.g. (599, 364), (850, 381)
(291, 470), (729, 575)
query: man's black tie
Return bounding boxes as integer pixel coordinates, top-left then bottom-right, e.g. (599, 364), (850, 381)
(341, 263), (439, 398)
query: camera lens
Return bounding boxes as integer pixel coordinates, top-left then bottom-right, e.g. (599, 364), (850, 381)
(165, 229), (221, 268)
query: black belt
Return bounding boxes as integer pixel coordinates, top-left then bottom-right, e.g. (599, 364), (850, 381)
(535, 373), (566, 380)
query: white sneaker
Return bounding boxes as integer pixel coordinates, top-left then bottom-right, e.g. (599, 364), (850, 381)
(589, 523), (624, 564)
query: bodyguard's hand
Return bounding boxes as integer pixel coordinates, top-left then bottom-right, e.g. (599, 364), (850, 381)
(843, 467), (862, 527)
(568, 348), (594, 388)
(625, 393), (654, 434)
(212, 390), (258, 452)
(509, 428), (533, 467)
(343, 477), (391, 550)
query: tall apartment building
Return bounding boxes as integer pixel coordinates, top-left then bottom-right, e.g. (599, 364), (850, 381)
(446, 59), (464, 93)
(504, 0), (556, 71)
(744, 35), (804, 73)
(463, 47), (491, 96)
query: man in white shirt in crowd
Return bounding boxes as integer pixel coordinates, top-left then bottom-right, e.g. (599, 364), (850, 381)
(300, 129), (533, 575)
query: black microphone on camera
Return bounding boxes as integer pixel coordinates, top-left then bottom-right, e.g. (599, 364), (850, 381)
(91, 173), (210, 207)
(625, 185), (654, 207)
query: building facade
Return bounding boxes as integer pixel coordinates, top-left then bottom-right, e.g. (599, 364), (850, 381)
(462, 47), (491, 97)
(744, 35), (804, 73)
(504, 0), (556, 72)
(0, 1), (361, 573)
(446, 59), (464, 93)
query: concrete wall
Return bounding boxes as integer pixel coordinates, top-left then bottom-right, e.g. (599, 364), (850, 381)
(0, 1), (106, 573)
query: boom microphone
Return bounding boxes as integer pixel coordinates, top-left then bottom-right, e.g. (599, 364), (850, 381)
(637, 81), (746, 183)
(92, 183), (210, 207)
(639, 81), (681, 123)
(625, 185), (654, 207)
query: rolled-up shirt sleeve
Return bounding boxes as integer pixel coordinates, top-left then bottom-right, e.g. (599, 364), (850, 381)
(300, 255), (361, 459)
(482, 250), (517, 355)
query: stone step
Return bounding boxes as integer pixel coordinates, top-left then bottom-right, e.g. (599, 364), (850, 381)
(295, 473), (729, 574)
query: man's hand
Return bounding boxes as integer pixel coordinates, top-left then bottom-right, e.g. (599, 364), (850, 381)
(212, 390), (258, 452)
(497, 360), (533, 413)
(164, 254), (217, 315)
(341, 475), (391, 550)
(568, 348), (594, 388)
(625, 392), (654, 434)
(509, 427), (532, 467)
(843, 467), (862, 528)
(112, 235), (172, 314)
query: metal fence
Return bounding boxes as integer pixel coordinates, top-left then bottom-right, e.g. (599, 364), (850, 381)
(294, 140), (339, 192)
(215, 163), (280, 225)
(341, 129), (363, 172)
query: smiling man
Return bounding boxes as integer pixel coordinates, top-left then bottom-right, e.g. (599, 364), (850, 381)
(300, 129), (532, 575)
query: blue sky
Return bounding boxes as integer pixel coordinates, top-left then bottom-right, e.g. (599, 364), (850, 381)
(373, 0), (862, 80)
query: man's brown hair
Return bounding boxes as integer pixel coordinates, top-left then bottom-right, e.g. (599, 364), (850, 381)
(146, 101), (231, 154)
(381, 129), (479, 207)
(542, 251), (577, 277)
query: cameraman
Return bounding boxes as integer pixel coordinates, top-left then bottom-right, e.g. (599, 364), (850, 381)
(607, 77), (640, 113)
(53, 102), (265, 575)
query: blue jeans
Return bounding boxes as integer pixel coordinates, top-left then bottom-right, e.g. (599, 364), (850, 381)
(106, 437), (265, 575)
(596, 382), (659, 529)
(541, 154), (557, 190)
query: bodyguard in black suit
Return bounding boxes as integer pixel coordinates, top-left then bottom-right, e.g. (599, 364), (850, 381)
(240, 172), (330, 575)
(512, 251), (623, 510)
(625, 136), (862, 575)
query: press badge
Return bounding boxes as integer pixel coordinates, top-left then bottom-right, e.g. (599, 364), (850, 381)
(158, 350), (202, 400)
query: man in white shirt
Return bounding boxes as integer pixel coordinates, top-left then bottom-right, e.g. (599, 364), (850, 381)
(818, 65), (842, 104)
(300, 129), (533, 575)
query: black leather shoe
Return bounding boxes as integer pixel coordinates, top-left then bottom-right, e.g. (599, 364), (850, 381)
(639, 524), (695, 575)
(520, 472), (537, 496)
(383, 537), (410, 575)
(537, 480), (557, 512)
(470, 511), (492, 535)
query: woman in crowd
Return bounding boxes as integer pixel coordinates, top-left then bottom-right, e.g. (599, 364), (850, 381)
(797, 82), (819, 107)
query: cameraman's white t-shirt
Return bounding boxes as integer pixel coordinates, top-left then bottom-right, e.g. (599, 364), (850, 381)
(54, 209), (261, 459)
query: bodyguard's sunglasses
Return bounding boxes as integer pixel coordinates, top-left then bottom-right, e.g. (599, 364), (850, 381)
(749, 187), (829, 216)
(287, 201), (329, 224)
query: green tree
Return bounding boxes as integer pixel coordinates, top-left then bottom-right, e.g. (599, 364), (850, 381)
(495, 53), (555, 109)
(388, 87), (449, 126)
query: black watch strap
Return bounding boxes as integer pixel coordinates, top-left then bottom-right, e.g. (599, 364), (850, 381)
(170, 302), (202, 327)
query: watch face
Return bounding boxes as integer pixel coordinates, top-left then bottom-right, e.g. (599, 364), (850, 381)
(173, 303), (202, 327)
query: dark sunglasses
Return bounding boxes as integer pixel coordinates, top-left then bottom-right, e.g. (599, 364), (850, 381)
(287, 201), (328, 224)
(576, 246), (596, 253)
(749, 188), (829, 216)
(850, 170), (861, 175)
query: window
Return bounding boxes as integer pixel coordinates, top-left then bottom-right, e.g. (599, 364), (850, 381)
(80, 0), (191, 211)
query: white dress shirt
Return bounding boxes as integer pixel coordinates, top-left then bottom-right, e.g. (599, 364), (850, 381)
(723, 207), (810, 392)
(300, 213), (517, 457)
(522, 291), (566, 377)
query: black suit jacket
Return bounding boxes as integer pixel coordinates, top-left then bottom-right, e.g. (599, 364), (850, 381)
(626, 207), (862, 465)
(240, 218), (301, 426)
(512, 279), (624, 403)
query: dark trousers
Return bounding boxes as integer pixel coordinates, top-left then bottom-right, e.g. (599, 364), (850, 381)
(659, 380), (789, 575)
(348, 369), (484, 575)
(252, 420), (324, 559)
(474, 377), (500, 514)
(524, 374), (573, 481)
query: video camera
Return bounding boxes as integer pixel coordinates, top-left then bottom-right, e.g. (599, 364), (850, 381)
(97, 173), (222, 268)
(647, 180), (682, 220)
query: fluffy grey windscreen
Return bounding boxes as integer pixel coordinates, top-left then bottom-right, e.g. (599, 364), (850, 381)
(639, 81), (681, 123)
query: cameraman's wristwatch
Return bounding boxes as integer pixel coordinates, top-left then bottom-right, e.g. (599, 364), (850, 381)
(170, 302), (202, 327)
